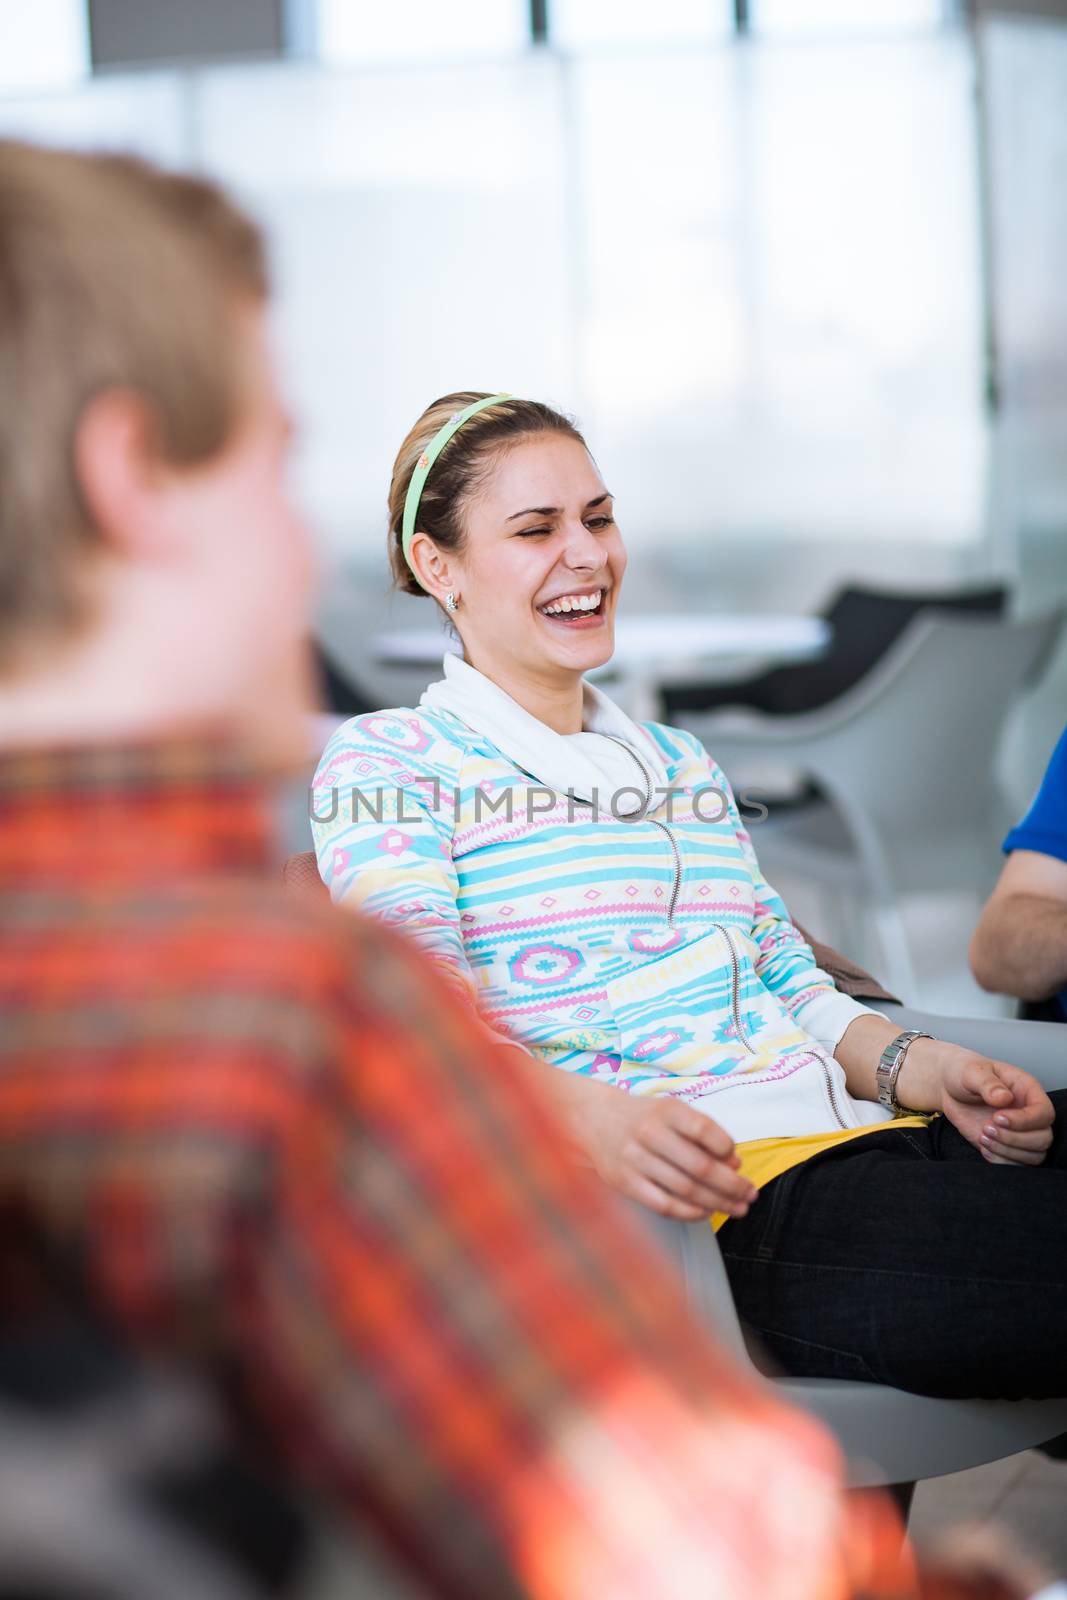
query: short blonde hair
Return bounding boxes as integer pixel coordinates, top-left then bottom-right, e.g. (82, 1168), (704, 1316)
(0, 141), (268, 669)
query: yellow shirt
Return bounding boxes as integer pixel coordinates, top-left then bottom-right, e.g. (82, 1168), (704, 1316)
(711, 1116), (933, 1231)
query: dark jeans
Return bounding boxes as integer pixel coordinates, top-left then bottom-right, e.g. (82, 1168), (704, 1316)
(719, 1091), (1067, 1399)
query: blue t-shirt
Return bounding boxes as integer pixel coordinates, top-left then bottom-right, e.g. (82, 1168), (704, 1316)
(1003, 725), (1067, 1019)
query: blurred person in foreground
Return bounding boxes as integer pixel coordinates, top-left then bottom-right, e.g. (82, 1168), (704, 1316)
(0, 139), (1056, 1600)
(971, 725), (1067, 1025)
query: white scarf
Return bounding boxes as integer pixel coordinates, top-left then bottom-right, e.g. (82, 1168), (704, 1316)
(419, 654), (671, 814)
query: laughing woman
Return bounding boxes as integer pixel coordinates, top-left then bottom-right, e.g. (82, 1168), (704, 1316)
(312, 392), (1067, 1400)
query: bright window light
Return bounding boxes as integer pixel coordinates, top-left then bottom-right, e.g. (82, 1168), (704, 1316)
(0, 0), (88, 95)
(571, 36), (983, 545)
(316, 0), (529, 64)
(749, 0), (946, 37)
(551, 0), (733, 50)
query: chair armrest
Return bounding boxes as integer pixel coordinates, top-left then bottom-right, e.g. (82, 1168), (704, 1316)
(623, 1203), (750, 1360)
(686, 703), (850, 755)
(881, 1003), (1067, 1091)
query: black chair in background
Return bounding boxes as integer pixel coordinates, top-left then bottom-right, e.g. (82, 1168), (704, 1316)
(1019, 996), (1066, 1025)
(312, 641), (376, 718)
(661, 582), (1010, 722)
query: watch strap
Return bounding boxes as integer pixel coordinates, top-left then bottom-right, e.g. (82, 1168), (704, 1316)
(876, 1030), (933, 1116)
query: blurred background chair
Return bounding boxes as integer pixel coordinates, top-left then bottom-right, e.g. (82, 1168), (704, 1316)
(680, 608), (1066, 998)
(661, 582), (1009, 723)
(0, 1314), (307, 1600)
(311, 642), (375, 719)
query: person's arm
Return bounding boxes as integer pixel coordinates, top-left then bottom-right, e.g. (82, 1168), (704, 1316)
(681, 737), (1055, 1168)
(970, 850), (1067, 1002)
(245, 915), (855, 1600)
(311, 714), (481, 1008)
(832, 1011), (1055, 1167)
(687, 736), (881, 1053)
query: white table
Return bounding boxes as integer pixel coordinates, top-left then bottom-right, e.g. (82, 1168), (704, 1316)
(374, 613), (831, 720)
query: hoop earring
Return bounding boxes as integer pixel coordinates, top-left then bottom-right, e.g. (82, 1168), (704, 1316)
(445, 592), (459, 613)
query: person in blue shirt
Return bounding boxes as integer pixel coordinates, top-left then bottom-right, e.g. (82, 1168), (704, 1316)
(971, 726), (1067, 1022)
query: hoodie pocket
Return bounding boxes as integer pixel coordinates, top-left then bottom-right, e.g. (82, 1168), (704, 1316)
(607, 924), (813, 1085)
(607, 927), (745, 1080)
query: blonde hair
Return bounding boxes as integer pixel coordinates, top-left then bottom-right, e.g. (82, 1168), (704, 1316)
(0, 140), (268, 669)
(387, 391), (586, 595)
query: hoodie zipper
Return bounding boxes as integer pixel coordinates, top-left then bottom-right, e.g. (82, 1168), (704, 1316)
(710, 922), (758, 1057)
(604, 737), (682, 928)
(713, 920), (845, 1120)
(818, 1059), (849, 1129)
(605, 739), (847, 1125)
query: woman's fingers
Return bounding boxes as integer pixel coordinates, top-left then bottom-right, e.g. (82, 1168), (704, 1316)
(980, 1142), (1048, 1166)
(653, 1125), (758, 1206)
(980, 1132), (1051, 1166)
(670, 1104), (739, 1162)
(636, 1149), (720, 1212)
(982, 1120), (1053, 1152)
(980, 1110), (1053, 1164)
(990, 1100), (1055, 1134)
(989, 1064), (1055, 1126)
(635, 1104), (756, 1208)
(627, 1173), (708, 1222)
(636, 1150), (753, 1218)
(612, 1100), (757, 1218)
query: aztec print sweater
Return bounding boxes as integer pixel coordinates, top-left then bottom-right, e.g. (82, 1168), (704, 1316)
(311, 654), (892, 1145)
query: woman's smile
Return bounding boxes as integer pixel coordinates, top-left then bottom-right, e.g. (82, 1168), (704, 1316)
(536, 585), (611, 630)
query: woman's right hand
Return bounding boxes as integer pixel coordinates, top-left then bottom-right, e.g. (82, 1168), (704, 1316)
(504, 1042), (758, 1221)
(582, 1091), (758, 1222)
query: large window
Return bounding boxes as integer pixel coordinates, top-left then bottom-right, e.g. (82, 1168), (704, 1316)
(0, 3), (988, 557)
(0, 0), (88, 94)
(549, 0), (732, 49)
(316, 0), (529, 64)
(570, 33), (983, 545)
(749, 0), (948, 36)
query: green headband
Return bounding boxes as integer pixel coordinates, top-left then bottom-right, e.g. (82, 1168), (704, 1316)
(401, 393), (513, 584)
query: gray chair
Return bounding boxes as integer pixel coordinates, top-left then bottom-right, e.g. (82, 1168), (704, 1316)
(681, 609), (1067, 996)
(633, 1001), (1067, 1489)
(661, 581), (1009, 723)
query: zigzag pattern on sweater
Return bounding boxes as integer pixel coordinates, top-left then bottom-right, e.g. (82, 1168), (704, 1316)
(311, 706), (860, 1108)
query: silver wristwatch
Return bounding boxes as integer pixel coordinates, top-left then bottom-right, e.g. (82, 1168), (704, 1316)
(875, 1029), (933, 1116)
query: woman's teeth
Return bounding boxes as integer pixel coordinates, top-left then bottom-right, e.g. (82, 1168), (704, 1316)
(539, 590), (603, 616)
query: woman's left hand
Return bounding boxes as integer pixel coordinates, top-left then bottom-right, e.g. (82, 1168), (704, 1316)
(921, 1042), (1056, 1166)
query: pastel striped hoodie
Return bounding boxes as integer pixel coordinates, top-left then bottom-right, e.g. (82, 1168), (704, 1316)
(311, 655), (891, 1145)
